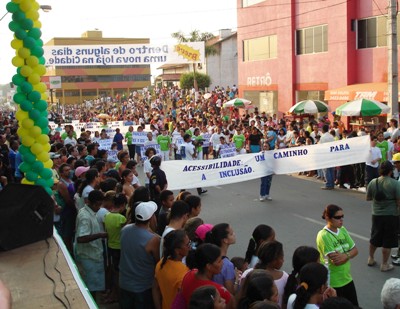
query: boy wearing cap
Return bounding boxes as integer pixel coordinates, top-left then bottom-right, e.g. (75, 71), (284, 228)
(119, 201), (160, 308)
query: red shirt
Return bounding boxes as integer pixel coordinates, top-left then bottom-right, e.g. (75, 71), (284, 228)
(181, 269), (231, 305)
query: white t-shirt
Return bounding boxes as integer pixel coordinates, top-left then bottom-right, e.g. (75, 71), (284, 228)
(287, 294), (319, 309)
(160, 226), (175, 258)
(143, 160), (152, 185)
(366, 146), (382, 167)
(183, 142), (195, 160)
(82, 185), (94, 199)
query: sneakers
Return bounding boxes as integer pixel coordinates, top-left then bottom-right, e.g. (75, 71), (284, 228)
(391, 253), (400, 259)
(259, 196), (266, 201)
(380, 263), (394, 272)
(199, 190), (208, 195)
(367, 257), (376, 267)
(259, 195), (272, 201)
(392, 258), (400, 266)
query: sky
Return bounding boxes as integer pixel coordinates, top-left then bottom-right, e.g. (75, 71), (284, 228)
(0, 0), (237, 84)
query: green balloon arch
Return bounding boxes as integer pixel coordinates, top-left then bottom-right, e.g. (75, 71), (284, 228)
(7, 0), (53, 195)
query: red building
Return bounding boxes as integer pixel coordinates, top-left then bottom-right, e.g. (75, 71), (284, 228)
(237, 0), (400, 118)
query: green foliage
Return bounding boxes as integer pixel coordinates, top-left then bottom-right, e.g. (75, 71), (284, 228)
(180, 72), (211, 90)
(171, 30), (218, 56)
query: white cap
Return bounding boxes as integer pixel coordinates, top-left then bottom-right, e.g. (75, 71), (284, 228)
(135, 201), (157, 221)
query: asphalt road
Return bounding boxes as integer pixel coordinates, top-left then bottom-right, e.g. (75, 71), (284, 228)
(172, 173), (398, 309)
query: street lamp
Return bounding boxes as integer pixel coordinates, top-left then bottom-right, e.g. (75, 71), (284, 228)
(0, 5), (52, 22)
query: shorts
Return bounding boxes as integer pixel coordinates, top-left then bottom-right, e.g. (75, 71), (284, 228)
(108, 247), (121, 271)
(370, 215), (399, 248)
(77, 258), (105, 292)
(135, 145), (142, 155)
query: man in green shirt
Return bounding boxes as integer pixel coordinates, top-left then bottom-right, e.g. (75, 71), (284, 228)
(233, 126), (246, 154)
(157, 128), (172, 161)
(125, 126), (135, 159)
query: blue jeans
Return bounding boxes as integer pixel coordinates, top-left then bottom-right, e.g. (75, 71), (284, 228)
(260, 175), (273, 196)
(324, 167), (335, 188)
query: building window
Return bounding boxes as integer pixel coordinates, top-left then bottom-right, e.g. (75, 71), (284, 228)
(64, 90), (80, 97)
(296, 25), (328, 55)
(243, 35), (277, 61)
(242, 0), (264, 7)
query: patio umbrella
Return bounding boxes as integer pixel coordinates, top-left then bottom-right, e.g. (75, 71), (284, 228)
(335, 99), (390, 116)
(97, 113), (111, 119)
(289, 100), (330, 114)
(223, 98), (252, 108)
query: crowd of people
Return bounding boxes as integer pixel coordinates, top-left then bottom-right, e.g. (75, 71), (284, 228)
(0, 85), (400, 308)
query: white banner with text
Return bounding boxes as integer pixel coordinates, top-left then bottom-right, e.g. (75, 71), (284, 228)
(162, 136), (370, 190)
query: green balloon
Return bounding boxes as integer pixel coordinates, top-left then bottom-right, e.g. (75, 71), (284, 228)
(42, 127), (50, 135)
(12, 11), (26, 23)
(28, 28), (41, 40)
(13, 92), (27, 103)
(29, 109), (41, 120)
(12, 74), (26, 87)
(20, 18), (33, 31)
(19, 162), (32, 173)
(34, 100), (47, 111)
(39, 168), (52, 180)
(35, 178), (47, 187)
(26, 171), (39, 182)
(45, 186), (53, 196)
(36, 117), (49, 129)
(23, 152), (36, 164)
(8, 21), (21, 32)
(31, 46), (44, 57)
(19, 145), (29, 155)
(20, 100), (33, 112)
(6, 2), (19, 13)
(46, 178), (54, 187)
(28, 91), (41, 102)
(23, 37), (35, 49)
(38, 56), (45, 64)
(15, 29), (27, 40)
(21, 82), (33, 93)
(32, 161), (44, 173)
(37, 39), (43, 47)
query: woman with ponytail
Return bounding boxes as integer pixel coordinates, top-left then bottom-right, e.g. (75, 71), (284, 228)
(244, 224), (275, 268)
(282, 246), (320, 309)
(288, 262), (336, 309)
(153, 230), (190, 309)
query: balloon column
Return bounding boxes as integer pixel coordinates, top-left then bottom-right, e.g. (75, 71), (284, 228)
(6, 0), (53, 195)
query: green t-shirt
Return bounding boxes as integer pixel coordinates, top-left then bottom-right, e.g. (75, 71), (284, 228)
(376, 140), (388, 162)
(194, 135), (204, 152)
(104, 212), (127, 249)
(125, 131), (133, 145)
(61, 131), (77, 140)
(185, 129), (193, 137)
(366, 176), (400, 216)
(157, 134), (172, 151)
(316, 226), (355, 288)
(233, 134), (245, 149)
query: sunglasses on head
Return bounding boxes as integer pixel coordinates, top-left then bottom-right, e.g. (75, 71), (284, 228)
(332, 215), (344, 220)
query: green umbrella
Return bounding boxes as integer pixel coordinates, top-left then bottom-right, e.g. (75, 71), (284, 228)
(336, 99), (390, 116)
(223, 98), (252, 108)
(289, 100), (330, 114)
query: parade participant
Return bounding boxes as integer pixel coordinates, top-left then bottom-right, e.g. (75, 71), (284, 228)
(366, 161), (400, 271)
(249, 126), (262, 153)
(316, 204), (359, 306)
(210, 126), (224, 158)
(113, 128), (124, 151)
(365, 135), (382, 185)
(135, 126), (144, 163)
(125, 126), (135, 159)
(233, 126), (246, 155)
(157, 127), (172, 161)
(153, 230), (190, 309)
(259, 142), (273, 201)
(149, 155), (168, 207)
(377, 131), (390, 162)
(319, 124), (335, 190)
(75, 190), (107, 300)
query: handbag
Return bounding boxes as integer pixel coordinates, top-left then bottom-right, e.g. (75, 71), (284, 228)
(374, 178), (387, 201)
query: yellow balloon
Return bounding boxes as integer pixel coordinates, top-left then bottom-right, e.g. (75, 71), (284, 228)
(19, 0), (32, 12)
(28, 73), (40, 85)
(36, 134), (49, 144)
(21, 135), (35, 147)
(33, 20), (42, 29)
(26, 55), (39, 67)
(42, 143), (51, 153)
(43, 159), (53, 169)
(16, 109), (29, 121)
(20, 65), (33, 78)
(30, 126), (42, 137)
(37, 151), (50, 162)
(12, 0), (23, 4)
(12, 56), (25, 68)
(30, 143), (44, 155)
(21, 178), (34, 185)
(41, 93), (48, 100)
(34, 82), (47, 93)
(33, 65), (46, 76)
(21, 118), (34, 129)
(25, 10), (39, 20)
(32, 1), (40, 10)
(17, 127), (28, 137)
(11, 39), (23, 50)
(18, 47), (31, 59)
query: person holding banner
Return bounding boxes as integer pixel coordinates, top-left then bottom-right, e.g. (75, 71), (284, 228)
(157, 128), (172, 161)
(259, 142), (274, 201)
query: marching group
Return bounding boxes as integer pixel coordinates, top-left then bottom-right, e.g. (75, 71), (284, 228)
(0, 86), (400, 308)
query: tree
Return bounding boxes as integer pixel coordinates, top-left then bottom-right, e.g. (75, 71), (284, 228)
(180, 72), (211, 90)
(171, 30), (218, 91)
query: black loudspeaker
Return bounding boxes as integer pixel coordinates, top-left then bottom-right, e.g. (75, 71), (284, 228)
(0, 184), (54, 251)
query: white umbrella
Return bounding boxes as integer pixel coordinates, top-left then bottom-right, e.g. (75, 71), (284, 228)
(203, 93), (212, 99)
(223, 98), (252, 108)
(336, 99), (390, 116)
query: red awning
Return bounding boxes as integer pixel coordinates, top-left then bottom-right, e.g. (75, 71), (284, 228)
(324, 82), (400, 102)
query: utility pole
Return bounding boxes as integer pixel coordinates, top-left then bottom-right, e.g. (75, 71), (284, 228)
(388, 0), (398, 121)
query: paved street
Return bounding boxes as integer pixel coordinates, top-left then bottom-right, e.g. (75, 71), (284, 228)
(174, 173), (398, 309)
